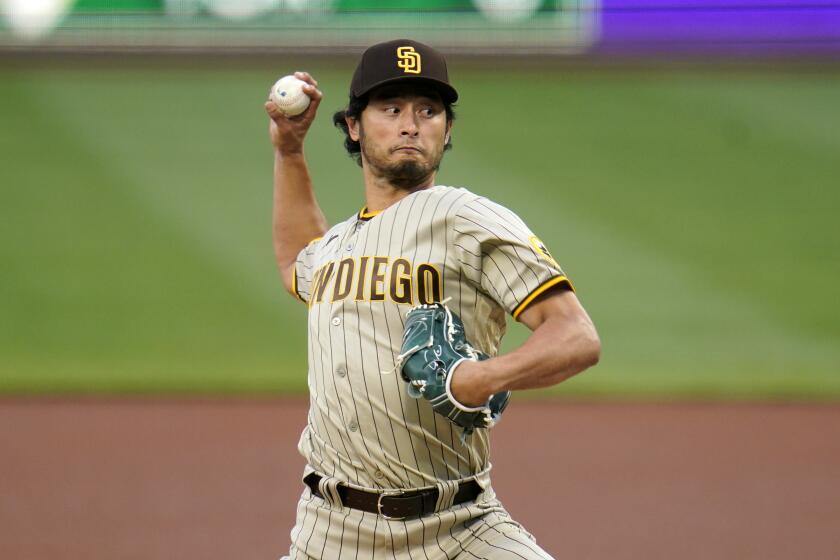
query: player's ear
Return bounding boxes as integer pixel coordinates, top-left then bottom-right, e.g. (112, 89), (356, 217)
(346, 115), (360, 142)
(444, 120), (453, 145)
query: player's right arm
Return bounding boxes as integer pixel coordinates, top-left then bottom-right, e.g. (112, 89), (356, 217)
(265, 71), (329, 297)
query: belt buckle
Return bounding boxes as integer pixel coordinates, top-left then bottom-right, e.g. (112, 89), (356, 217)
(376, 489), (407, 520)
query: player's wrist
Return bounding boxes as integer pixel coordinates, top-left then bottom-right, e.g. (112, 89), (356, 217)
(275, 146), (305, 159)
(450, 359), (493, 408)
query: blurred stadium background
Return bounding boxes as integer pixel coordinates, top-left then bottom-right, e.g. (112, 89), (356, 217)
(1, 0), (838, 399)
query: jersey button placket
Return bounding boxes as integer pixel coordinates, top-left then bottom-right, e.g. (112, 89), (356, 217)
(331, 317), (341, 326)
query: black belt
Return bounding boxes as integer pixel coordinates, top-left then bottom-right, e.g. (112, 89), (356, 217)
(304, 473), (482, 520)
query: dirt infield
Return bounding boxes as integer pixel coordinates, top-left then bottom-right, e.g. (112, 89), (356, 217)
(1, 400), (838, 559)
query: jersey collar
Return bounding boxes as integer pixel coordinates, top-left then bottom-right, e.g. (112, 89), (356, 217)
(357, 186), (445, 222)
(358, 206), (382, 221)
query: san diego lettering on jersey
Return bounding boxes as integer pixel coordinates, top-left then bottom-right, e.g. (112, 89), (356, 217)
(309, 256), (442, 306)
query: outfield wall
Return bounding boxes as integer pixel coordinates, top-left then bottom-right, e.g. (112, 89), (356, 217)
(1, 0), (838, 56)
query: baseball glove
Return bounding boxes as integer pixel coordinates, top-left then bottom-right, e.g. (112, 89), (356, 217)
(396, 301), (510, 439)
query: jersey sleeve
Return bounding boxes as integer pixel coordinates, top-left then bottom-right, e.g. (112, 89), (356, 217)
(292, 237), (322, 304)
(452, 197), (574, 320)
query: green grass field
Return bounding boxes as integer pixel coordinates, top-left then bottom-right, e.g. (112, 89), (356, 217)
(1, 59), (838, 398)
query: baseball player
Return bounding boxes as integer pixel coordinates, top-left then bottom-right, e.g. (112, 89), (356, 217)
(265, 39), (600, 559)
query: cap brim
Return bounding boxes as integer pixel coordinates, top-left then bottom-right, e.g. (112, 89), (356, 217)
(353, 76), (458, 104)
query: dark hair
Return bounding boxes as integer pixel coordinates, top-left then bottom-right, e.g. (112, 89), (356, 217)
(332, 92), (455, 167)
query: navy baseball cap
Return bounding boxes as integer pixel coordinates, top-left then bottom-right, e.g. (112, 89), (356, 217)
(350, 39), (458, 104)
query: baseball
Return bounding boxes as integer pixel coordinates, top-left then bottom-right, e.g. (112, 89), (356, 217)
(269, 75), (311, 117)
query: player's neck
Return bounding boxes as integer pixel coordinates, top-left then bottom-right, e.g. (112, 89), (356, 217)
(361, 168), (437, 214)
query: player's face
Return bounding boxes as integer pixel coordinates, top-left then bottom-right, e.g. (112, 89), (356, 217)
(350, 84), (451, 189)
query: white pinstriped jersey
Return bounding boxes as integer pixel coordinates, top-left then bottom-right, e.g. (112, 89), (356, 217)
(292, 185), (572, 491)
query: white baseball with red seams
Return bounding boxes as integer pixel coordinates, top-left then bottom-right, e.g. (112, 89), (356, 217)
(269, 75), (311, 116)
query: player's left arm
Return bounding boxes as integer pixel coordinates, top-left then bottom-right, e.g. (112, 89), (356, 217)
(450, 285), (600, 407)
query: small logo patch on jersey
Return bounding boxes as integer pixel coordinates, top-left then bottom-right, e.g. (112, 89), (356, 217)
(396, 46), (421, 74)
(529, 235), (560, 269)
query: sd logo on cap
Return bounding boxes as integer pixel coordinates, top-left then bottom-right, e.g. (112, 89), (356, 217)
(349, 39), (458, 103)
(396, 46), (421, 74)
